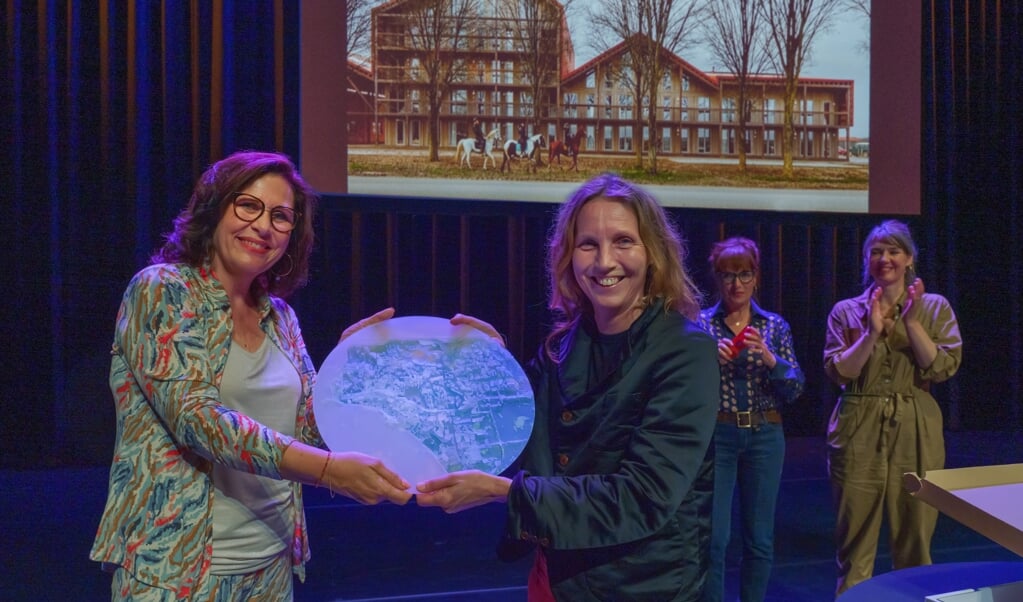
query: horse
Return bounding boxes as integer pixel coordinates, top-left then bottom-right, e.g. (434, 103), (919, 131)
(454, 128), (502, 170)
(548, 128), (586, 171)
(500, 133), (546, 173)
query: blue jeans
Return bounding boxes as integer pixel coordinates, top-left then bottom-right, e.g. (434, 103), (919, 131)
(704, 421), (785, 602)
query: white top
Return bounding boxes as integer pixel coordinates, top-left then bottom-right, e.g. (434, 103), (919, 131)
(211, 336), (302, 575)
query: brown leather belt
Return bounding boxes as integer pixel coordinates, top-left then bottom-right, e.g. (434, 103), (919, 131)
(717, 409), (782, 428)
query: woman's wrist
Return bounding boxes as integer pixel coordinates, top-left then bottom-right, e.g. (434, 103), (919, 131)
(491, 475), (512, 503)
(316, 452), (332, 488)
(280, 441), (329, 486)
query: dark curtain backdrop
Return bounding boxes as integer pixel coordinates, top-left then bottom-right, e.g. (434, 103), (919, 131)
(1, 1), (1020, 469)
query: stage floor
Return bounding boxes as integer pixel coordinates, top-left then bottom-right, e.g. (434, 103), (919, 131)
(3, 432), (1021, 601)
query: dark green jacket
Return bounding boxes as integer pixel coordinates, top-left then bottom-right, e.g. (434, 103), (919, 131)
(501, 299), (720, 601)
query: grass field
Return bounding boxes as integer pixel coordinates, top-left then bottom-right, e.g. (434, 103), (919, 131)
(348, 148), (869, 191)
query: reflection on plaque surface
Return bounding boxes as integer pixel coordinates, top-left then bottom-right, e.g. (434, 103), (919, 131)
(313, 316), (535, 491)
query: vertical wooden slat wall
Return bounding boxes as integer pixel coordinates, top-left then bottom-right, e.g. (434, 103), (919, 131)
(302, 204), (891, 436)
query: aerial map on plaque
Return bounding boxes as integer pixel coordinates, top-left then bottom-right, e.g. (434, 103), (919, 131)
(313, 316), (535, 491)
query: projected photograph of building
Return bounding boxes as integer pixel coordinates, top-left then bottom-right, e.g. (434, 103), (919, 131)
(346, 0), (858, 163)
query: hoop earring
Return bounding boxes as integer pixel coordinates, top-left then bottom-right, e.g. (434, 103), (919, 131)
(275, 254), (294, 279)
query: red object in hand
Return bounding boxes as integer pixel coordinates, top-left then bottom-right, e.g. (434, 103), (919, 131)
(730, 326), (754, 357)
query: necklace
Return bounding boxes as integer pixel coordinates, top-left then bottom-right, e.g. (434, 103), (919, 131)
(728, 309), (750, 329)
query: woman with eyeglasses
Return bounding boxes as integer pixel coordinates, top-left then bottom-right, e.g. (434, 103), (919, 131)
(698, 236), (804, 602)
(90, 151), (412, 600)
(824, 220), (961, 596)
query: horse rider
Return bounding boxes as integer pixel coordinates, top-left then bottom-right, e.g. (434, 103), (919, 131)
(562, 124), (573, 157)
(472, 118), (484, 152)
(517, 123), (528, 156)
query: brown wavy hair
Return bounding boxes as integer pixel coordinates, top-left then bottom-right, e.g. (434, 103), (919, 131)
(544, 173), (702, 360)
(152, 150), (318, 298)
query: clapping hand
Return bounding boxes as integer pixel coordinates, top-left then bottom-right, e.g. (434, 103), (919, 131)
(868, 286), (886, 335)
(901, 278), (925, 324)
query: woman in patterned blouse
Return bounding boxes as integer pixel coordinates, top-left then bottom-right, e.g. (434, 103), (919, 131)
(698, 236), (805, 602)
(91, 151), (411, 600)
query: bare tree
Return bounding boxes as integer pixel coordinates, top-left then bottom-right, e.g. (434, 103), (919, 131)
(842, 0), (868, 18)
(590, 0), (702, 173)
(760, 0), (842, 177)
(496, 0), (570, 153)
(840, 0), (870, 54)
(348, 0), (374, 58)
(388, 0), (480, 161)
(704, 0), (770, 173)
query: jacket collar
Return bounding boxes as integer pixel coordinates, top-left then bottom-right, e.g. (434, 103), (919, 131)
(182, 261), (273, 320)
(556, 298), (667, 400)
(707, 298), (769, 322)
(853, 286), (907, 316)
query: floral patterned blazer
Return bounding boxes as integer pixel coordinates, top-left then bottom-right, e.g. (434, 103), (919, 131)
(90, 262), (323, 598)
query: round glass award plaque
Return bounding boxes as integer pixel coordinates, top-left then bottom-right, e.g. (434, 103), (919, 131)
(313, 316), (535, 491)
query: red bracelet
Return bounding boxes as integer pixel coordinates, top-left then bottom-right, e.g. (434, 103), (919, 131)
(317, 452), (331, 488)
